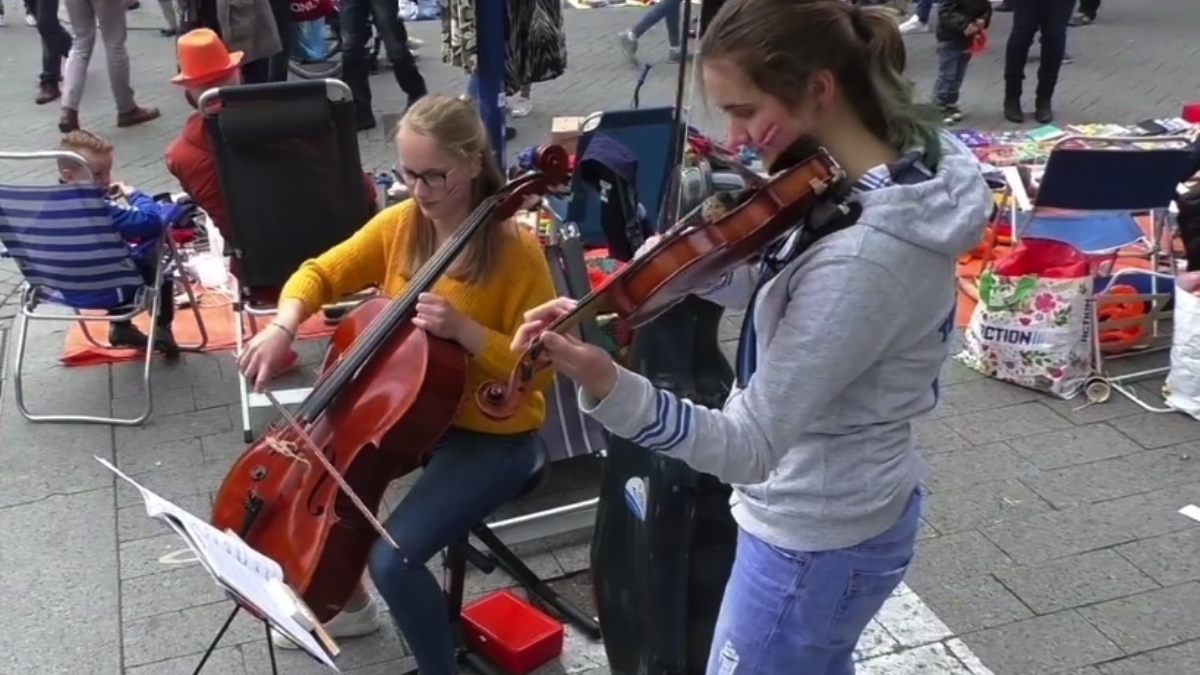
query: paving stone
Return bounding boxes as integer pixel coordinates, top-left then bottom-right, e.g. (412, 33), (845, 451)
(113, 405), (235, 453)
(962, 611), (1122, 675)
(1005, 423), (1147, 471)
(980, 484), (1200, 565)
(1076, 583), (1200, 654)
(993, 550), (1159, 615)
(1019, 454), (1177, 508)
(924, 479), (1053, 534)
(121, 564), (227, 621)
(924, 442), (1040, 493)
(1097, 639), (1200, 675)
(123, 602), (263, 668)
(914, 418), (974, 455)
(935, 379), (1044, 418)
(906, 574), (1034, 635)
(124, 646), (247, 675)
(909, 531), (1015, 586)
(1114, 526), (1200, 587)
(857, 642), (975, 675)
(0, 488), (122, 674)
(113, 457), (232, 508)
(114, 436), (207, 477)
(942, 402), (1074, 446)
(1108, 412), (1200, 450)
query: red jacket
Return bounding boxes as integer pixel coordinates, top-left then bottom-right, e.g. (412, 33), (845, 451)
(165, 113), (378, 278)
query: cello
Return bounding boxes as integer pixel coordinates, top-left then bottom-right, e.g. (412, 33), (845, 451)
(475, 143), (853, 421)
(210, 146), (570, 622)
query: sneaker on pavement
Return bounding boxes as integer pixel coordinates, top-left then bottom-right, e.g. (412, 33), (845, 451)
(510, 95), (533, 118)
(898, 15), (929, 34)
(617, 31), (638, 65)
(25, 11), (35, 24)
(271, 598), (382, 649)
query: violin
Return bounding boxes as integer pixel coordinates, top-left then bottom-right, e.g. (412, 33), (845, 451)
(210, 146), (570, 622)
(476, 145), (848, 421)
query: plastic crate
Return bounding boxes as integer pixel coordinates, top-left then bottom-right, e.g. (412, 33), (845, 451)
(461, 590), (564, 674)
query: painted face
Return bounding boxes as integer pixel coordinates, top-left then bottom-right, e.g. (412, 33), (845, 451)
(395, 124), (480, 222)
(702, 58), (829, 170)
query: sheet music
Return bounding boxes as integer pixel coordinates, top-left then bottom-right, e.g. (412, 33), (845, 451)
(95, 457), (339, 670)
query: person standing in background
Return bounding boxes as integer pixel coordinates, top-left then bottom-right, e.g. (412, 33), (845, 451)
(341, 0), (427, 130)
(1003, 0), (1075, 124)
(616, 0), (685, 64)
(898, 0), (936, 34)
(218, 0), (284, 83)
(1071, 0), (1099, 25)
(29, 0), (73, 105)
(59, 0), (161, 132)
(0, 0), (38, 26)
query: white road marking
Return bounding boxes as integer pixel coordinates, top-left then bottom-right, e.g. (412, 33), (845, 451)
(559, 583), (994, 675)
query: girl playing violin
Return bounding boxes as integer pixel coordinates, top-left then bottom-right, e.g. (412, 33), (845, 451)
(236, 94), (557, 674)
(514, 1), (992, 673)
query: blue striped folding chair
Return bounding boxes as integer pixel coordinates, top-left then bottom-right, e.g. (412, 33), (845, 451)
(1003, 135), (1195, 411)
(0, 151), (207, 426)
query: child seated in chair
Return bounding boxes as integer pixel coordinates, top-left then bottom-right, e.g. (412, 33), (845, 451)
(59, 130), (182, 360)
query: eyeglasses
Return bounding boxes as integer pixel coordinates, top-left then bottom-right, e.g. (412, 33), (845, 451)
(393, 164), (454, 191)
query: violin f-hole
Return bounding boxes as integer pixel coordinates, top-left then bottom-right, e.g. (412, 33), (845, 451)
(306, 445), (339, 517)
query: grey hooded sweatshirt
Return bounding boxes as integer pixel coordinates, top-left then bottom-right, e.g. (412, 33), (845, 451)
(579, 136), (993, 552)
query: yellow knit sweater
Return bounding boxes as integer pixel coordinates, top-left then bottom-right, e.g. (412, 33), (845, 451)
(280, 200), (557, 435)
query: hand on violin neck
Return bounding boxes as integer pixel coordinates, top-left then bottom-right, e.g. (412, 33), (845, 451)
(511, 297), (578, 353)
(512, 297), (618, 401)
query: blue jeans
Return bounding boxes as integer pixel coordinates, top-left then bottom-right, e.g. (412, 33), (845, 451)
(367, 427), (540, 675)
(933, 43), (972, 106)
(35, 0), (72, 86)
(915, 0), (935, 23)
(706, 488), (923, 675)
(632, 0), (682, 48)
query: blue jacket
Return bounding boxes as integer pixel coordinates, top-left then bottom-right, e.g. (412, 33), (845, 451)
(54, 189), (169, 310)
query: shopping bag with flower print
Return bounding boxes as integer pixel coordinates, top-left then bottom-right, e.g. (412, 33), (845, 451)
(957, 238), (1094, 398)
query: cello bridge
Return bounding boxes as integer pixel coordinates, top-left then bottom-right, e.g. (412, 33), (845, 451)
(265, 437), (311, 466)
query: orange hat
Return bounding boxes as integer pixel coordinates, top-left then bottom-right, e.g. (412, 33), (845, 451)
(171, 29), (244, 86)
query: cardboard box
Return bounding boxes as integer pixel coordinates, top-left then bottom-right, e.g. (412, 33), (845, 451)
(551, 116), (586, 156)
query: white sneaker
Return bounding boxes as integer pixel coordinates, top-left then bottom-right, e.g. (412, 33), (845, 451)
(898, 15), (929, 34)
(25, 11), (35, 25)
(510, 95), (533, 118)
(270, 597), (383, 650)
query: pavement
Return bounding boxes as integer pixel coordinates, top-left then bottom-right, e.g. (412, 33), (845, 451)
(3, 2), (1200, 675)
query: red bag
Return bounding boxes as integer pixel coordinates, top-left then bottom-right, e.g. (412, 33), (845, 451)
(991, 238), (1089, 279)
(292, 0), (336, 22)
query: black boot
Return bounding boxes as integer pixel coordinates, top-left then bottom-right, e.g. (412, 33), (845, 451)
(1003, 97), (1024, 124)
(109, 321), (149, 349)
(1034, 95), (1054, 124)
(153, 325), (182, 362)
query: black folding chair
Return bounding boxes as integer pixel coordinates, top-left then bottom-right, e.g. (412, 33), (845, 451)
(199, 79), (376, 441)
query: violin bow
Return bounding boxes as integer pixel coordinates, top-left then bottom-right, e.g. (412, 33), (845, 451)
(263, 391), (401, 550)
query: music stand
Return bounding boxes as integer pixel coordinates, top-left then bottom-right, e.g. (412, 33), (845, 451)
(94, 457), (341, 675)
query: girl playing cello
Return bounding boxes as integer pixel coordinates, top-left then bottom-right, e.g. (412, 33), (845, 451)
(514, 1), (992, 673)
(236, 94), (557, 675)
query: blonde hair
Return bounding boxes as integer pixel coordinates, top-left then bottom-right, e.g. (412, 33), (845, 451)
(58, 129), (114, 173)
(397, 94), (507, 285)
(701, 0), (942, 165)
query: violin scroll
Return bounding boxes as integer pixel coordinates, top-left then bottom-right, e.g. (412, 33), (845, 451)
(491, 145), (571, 222)
(476, 340), (549, 420)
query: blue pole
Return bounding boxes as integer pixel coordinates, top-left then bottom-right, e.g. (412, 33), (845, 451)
(475, 0), (507, 172)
